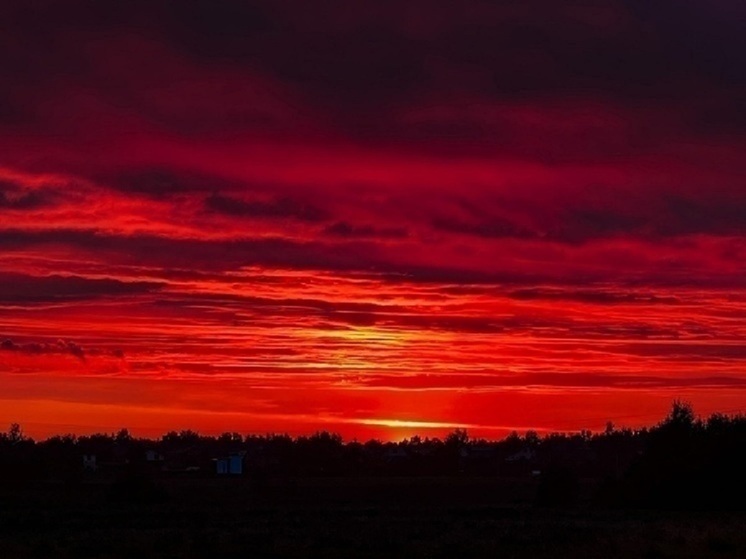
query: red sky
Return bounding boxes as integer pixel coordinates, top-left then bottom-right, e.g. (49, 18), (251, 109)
(1, 1), (746, 440)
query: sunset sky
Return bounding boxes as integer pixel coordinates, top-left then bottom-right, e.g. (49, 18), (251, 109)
(1, 1), (745, 440)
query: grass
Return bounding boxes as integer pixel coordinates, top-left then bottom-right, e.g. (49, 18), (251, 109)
(0, 477), (743, 558)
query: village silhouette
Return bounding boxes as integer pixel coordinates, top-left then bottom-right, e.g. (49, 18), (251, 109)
(2, 401), (744, 510)
(1, 401), (745, 557)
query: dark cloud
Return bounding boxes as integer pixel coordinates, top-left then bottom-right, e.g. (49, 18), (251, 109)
(3, 227), (746, 289)
(432, 216), (532, 240)
(1, 337), (125, 361)
(0, 180), (53, 210)
(152, 1), (744, 105)
(323, 221), (408, 239)
(1, 0), (744, 149)
(0, 229), (381, 273)
(655, 195), (746, 237)
(426, 191), (746, 244)
(156, 291), (400, 317)
(554, 195), (746, 242)
(205, 193), (329, 222)
(616, 342), (746, 361)
(626, 1), (746, 88)
(552, 208), (647, 244)
(508, 288), (680, 305)
(143, 289), (692, 338)
(101, 168), (239, 198)
(0, 273), (164, 304)
(178, 291), (689, 338)
(0, 228), (577, 285)
(356, 372), (746, 391)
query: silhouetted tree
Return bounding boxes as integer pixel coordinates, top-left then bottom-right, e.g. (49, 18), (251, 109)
(7, 423), (25, 444)
(596, 402), (746, 509)
(445, 429), (469, 447)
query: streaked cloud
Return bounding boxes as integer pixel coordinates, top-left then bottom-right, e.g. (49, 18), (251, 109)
(0, 1), (744, 438)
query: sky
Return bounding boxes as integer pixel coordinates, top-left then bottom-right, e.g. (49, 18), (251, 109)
(1, 1), (746, 440)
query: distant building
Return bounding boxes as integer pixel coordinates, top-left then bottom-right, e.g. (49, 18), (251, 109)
(145, 450), (164, 462)
(505, 448), (536, 462)
(82, 454), (97, 472)
(383, 447), (408, 462)
(215, 452), (244, 475)
(502, 447), (539, 476)
(469, 445), (497, 458)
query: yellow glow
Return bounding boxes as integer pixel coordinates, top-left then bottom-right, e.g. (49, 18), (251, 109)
(354, 418), (472, 429)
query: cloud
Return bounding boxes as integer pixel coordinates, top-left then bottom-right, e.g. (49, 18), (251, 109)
(0, 188), (46, 210)
(0, 179), (54, 210)
(0, 273), (164, 304)
(1, 337), (124, 362)
(2, 1), (744, 152)
(101, 168), (239, 198)
(323, 221), (408, 239)
(354, 372), (746, 391)
(0, 229), (377, 272)
(554, 195), (746, 242)
(508, 288), (680, 305)
(1, 0), (746, 436)
(431, 216), (532, 240)
(205, 193), (329, 222)
(423, 191), (746, 244)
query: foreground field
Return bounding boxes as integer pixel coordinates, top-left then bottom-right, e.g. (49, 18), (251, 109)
(0, 477), (744, 558)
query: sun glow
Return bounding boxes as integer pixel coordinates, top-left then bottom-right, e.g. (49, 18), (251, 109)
(355, 418), (472, 430)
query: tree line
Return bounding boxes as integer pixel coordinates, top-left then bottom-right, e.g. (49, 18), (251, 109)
(1, 402), (744, 508)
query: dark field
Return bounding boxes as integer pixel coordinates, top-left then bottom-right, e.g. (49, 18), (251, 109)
(1, 477), (744, 558)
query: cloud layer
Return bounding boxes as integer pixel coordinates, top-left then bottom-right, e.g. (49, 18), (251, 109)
(0, 1), (744, 438)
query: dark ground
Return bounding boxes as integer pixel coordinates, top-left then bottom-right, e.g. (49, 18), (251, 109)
(0, 477), (744, 558)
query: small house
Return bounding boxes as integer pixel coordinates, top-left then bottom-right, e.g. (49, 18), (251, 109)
(383, 447), (408, 462)
(82, 454), (97, 472)
(215, 452), (244, 475)
(145, 450), (164, 462)
(505, 448), (536, 462)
